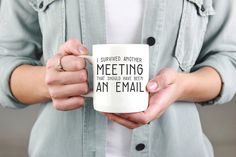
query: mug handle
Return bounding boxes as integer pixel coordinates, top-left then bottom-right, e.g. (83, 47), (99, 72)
(78, 55), (94, 98)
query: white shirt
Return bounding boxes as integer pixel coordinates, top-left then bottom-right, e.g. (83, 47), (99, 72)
(105, 0), (145, 156)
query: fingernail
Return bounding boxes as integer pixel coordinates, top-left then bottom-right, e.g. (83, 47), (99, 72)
(148, 80), (158, 90)
(79, 46), (88, 55)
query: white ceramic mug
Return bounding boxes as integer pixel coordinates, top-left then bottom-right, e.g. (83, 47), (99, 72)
(81, 44), (149, 113)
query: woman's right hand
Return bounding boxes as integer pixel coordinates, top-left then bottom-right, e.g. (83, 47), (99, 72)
(45, 39), (89, 111)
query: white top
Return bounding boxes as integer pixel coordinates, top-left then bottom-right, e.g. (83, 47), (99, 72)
(104, 0), (145, 157)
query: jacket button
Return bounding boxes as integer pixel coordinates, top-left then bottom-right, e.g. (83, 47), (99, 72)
(39, 1), (44, 9)
(136, 143), (145, 151)
(201, 5), (205, 12)
(147, 37), (156, 46)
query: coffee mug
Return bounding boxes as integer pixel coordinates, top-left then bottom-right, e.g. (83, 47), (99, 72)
(80, 44), (149, 113)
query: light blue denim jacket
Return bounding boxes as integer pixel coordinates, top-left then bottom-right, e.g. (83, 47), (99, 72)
(1, 0), (236, 157)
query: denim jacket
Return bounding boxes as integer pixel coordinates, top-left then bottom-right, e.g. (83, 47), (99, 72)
(0, 0), (236, 157)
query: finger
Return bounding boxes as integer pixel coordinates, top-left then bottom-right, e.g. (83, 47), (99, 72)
(47, 55), (86, 73)
(144, 87), (174, 119)
(146, 80), (158, 93)
(46, 54), (86, 72)
(119, 106), (162, 125)
(58, 69), (88, 84)
(45, 69), (88, 85)
(119, 91), (168, 124)
(61, 55), (86, 71)
(118, 112), (150, 125)
(49, 83), (89, 99)
(146, 92), (167, 118)
(122, 78), (176, 124)
(147, 69), (176, 93)
(58, 39), (88, 56)
(53, 96), (85, 111)
(102, 113), (141, 129)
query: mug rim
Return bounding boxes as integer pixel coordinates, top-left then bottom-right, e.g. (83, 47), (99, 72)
(92, 44), (149, 55)
(93, 44), (149, 47)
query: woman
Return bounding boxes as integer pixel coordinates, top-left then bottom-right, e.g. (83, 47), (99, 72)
(0, 0), (236, 156)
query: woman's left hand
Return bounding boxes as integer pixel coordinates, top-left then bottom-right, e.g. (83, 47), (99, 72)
(102, 68), (184, 129)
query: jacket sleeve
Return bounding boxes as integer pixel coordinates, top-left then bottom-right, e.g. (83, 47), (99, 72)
(0, 0), (42, 108)
(191, 0), (236, 105)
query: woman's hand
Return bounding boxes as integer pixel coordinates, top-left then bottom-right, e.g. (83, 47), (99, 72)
(102, 68), (184, 129)
(45, 39), (89, 111)
(102, 66), (222, 129)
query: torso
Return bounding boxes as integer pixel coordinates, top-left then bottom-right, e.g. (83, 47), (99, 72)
(104, 1), (145, 156)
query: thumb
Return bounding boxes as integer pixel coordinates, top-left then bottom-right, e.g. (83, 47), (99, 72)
(147, 69), (177, 93)
(146, 80), (159, 93)
(146, 76), (168, 93)
(79, 46), (89, 55)
(59, 39), (89, 56)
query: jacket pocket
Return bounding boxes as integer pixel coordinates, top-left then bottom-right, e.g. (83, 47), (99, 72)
(174, 0), (215, 72)
(28, 0), (66, 61)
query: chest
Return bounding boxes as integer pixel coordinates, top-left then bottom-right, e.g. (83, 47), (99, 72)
(29, 0), (215, 73)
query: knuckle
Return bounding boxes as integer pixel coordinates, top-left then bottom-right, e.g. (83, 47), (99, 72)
(46, 58), (55, 69)
(45, 72), (60, 85)
(81, 58), (86, 67)
(67, 38), (80, 47)
(127, 125), (135, 129)
(140, 117), (149, 125)
(159, 74), (167, 83)
(108, 115), (114, 121)
(76, 59), (86, 70)
(80, 69), (88, 82)
(45, 76), (51, 85)
(50, 89), (60, 99)
(78, 97), (85, 106)
(53, 101), (64, 110)
(156, 75), (167, 87)
(130, 126), (138, 129)
(67, 39), (76, 45)
(160, 68), (177, 79)
(127, 126), (133, 129)
(45, 75), (55, 85)
(140, 121), (146, 125)
(75, 103), (83, 109)
(159, 68), (169, 74)
(80, 83), (89, 94)
(58, 45), (65, 52)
